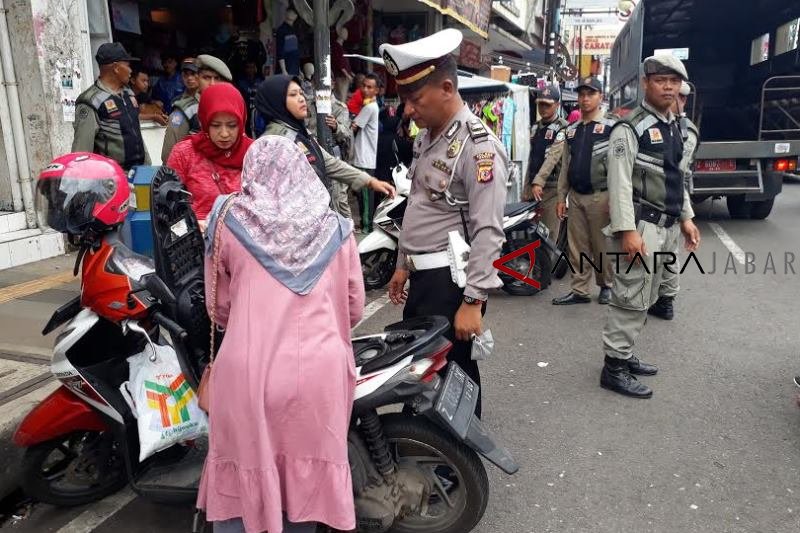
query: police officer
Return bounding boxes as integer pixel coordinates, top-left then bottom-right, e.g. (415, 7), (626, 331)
(383, 29), (508, 417)
(552, 77), (615, 306)
(72, 43), (150, 170)
(601, 56), (701, 398)
(648, 80), (700, 321)
(523, 83), (569, 239)
(161, 54), (232, 162)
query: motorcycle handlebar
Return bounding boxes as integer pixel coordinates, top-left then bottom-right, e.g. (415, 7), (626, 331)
(151, 311), (188, 341)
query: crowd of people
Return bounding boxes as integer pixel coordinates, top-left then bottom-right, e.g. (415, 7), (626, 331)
(65, 31), (703, 532)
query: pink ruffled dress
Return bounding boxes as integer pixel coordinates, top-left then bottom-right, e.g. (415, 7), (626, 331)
(197, 228), (365, 533)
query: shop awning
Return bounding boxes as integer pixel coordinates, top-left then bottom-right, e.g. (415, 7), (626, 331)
(416, 0), (492, 39)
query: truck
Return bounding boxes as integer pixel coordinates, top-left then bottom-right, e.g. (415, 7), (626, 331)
(608, 0), (800, 219)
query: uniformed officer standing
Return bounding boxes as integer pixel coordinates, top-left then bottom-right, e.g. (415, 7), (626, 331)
(601, 56), (701, 398)
(383, 29), (508, 417)
(552, 77), (615, 306)
(72, 43), (150, 170)
(523, 83), (569, 239)
(649, 80), (700, 320)
(161, 55), (232, 162)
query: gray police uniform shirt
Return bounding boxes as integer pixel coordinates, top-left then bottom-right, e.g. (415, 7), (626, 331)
(400, 105), (508, 301)
(607, 100), (695, 233)
(161, 93), (199, 162)
(679, 116), (699, 181)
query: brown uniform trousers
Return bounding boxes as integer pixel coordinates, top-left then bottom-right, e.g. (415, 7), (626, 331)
(567, 190), (613, 296)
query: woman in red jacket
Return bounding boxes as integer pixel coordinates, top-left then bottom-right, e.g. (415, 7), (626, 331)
(167, 83), (253, 227)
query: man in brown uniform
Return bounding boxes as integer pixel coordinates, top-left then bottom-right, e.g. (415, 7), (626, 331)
(552, 77), (615, 306)
(383, 29), (508, 417)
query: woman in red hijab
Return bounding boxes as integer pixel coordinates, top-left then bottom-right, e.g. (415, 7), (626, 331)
(167, 83), (253, 226)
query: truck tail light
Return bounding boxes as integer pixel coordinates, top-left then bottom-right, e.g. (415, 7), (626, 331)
(774, 158), (797, 171)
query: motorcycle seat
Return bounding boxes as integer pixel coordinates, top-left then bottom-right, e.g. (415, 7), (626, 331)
(354, 316), (450, 374)
(504, 201), (537, 218)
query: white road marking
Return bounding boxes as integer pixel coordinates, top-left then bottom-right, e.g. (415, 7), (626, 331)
(356, 293), (392, 328)
(708, 222), (745, 265)
(55, 488), (136, 533)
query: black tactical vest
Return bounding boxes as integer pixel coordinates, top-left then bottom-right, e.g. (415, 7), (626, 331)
(618, 106), (685, 217)
(565, 115), (616, 194)
(76, 83), (145, 170)
(529, 117), (568, 187)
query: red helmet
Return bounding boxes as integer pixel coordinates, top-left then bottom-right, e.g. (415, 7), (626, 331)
(35, 153), (130, 237)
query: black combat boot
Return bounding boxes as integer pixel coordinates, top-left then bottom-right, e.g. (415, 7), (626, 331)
(648, 296), (674, 320)
(627, 354), (658, 376)
(600, 356), (653, 398)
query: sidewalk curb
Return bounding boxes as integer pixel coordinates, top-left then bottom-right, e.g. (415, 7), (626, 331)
(0, 381), (59, 501)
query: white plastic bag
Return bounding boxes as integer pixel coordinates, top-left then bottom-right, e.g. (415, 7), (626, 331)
(123, 342), (208, 462)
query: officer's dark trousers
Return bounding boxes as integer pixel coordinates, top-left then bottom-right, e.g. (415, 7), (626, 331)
(404, 267), (483, 417)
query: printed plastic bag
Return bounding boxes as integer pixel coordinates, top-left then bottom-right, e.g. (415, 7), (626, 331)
(122, 342), (208, 462)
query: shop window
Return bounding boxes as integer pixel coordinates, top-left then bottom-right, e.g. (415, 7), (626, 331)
(750, 33), (770, 65)
(776, 18), (800, 56)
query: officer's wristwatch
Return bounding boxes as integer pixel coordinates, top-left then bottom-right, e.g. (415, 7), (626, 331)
(463, 296), (483, 305)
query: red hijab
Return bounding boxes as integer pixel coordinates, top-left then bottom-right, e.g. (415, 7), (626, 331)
(190, 83), (253, 168)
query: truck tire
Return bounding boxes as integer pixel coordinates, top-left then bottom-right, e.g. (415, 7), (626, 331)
(748, 198), (775, 220)
(726, 196), (750, 219)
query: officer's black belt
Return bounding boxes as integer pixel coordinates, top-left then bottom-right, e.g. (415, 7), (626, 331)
(571, 186), (608, 195)
(634, 203), (677, 228)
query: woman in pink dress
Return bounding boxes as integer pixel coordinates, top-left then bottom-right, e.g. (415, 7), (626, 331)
(197, 134), (365, 533)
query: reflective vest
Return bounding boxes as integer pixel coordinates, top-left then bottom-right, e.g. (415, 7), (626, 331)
(617, 105), (685, 217)
(173, 95), (201, 134)
(76, 83), (145, 169)
(529, 117), (568, 187)
(565, 115), (617, 194)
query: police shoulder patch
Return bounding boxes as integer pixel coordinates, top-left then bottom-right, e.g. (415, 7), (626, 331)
(555, 131), (566, 142)
(170, 112), (185, 127)
(77, 106), (90, 121)
(475, 152), (495, 183)
(613, 138), (627, 159)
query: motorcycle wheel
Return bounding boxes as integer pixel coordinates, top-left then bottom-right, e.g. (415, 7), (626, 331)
(500, 244), (552, 296)
(381, 414), (489, 533)
(361, 249), (397, 291)
(20, 430), (127, 507)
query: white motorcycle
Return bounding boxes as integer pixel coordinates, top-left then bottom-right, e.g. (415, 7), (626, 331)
(359, 164), (411, 290)
(358, 165), (560, 295)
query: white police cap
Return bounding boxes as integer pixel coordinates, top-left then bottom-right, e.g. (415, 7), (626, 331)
(378, 28), (463, 86)
(643, 54), (688, 81)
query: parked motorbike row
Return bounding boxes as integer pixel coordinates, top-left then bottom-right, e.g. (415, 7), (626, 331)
(13, 160), (518, 533)
(358, 163), (568, 296)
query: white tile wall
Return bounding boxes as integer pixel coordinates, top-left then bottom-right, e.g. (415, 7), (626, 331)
(0, 242), (11, 270)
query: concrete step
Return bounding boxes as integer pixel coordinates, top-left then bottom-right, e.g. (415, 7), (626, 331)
(0, 229), (65, 270)
(0, 211), (27, 234)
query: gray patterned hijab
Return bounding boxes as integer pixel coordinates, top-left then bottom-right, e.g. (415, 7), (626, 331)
(206, 135), (353, 295)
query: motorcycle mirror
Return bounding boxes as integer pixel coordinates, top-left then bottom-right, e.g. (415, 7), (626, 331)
(142, 273), (177, 306)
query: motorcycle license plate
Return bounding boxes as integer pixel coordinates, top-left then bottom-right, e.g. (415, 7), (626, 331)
(434, 363), (479, 439)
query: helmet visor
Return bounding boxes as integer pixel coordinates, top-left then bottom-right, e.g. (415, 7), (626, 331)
(36, 175), (118, 234)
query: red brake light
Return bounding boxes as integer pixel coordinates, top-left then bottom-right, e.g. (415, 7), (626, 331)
(421, 340), (453, 382)
(774, 159), (789, 171)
